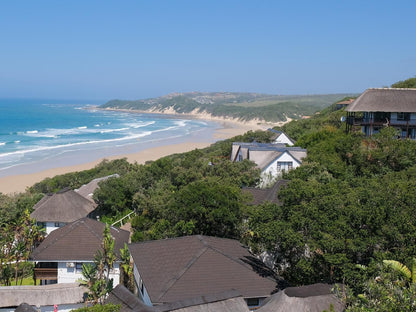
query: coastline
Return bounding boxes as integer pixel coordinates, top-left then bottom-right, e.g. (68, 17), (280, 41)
(0, 116), (269, 194)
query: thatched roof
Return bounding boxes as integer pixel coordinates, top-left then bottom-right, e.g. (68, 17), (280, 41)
(75, 174), (119, 202)
(30, 218), (129, 261)
(0, 283), (86, 308)
(346, 88), (416, 112)
(30, 188), (96, 223)
(257, 283), (344, 312)
(129, 235), (278, 305)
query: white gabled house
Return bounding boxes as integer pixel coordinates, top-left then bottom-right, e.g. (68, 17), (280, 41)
(231, 142), (306, 187)
(267, 129), (295, 146)
(30, 218), (129, 286)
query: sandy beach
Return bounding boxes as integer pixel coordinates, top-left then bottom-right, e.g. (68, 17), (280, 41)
(0, 119), (267, 194)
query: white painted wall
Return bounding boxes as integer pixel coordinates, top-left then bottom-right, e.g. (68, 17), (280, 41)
(133, 264), (152, 306)
(273, 133), (294, 146)
(57, 262), (121, 286)
(260, 152), (301, 187)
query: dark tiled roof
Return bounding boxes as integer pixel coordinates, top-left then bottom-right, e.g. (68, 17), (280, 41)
(105, 284), (156, 312)
(257, 283), (344, 312)
(30, 188), (96, 223)
(129, 235), (278, 305)
(243, 180), (288, 205)
(346, 88), (416, 112)
(30, 218), (129, 261)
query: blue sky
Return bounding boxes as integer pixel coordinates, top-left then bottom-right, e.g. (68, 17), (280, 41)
(1, 1), (415, 101)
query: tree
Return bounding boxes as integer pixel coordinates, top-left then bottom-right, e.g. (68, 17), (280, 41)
(79, 224), (116, 305)
(344, 261), (416, 311)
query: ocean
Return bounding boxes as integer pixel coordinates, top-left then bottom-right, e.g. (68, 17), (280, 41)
(0, 99), (219, 177)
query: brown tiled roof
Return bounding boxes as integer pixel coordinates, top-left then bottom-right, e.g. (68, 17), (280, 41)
(243, 180), (288, 205)
(30, 218), (129, 261)
(105, 284), (156, 312)
(30, 188), (96, 223)
(346, 88), (416, 112)
(257, 283), (344, 312)
(129, 235), (278, 305)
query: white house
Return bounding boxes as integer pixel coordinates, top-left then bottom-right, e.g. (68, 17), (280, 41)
(30, 188), (97, 235)
(30, 218), (129, 286)
(231, 142), (306, 187)
(267, 129), (295, 146)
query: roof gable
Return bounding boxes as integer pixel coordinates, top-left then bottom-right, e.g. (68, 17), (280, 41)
(30, 218), (129, 261)
(129, 236), (277, 304)
(30, 188), (96, 223)
(346, 88), (416, 112)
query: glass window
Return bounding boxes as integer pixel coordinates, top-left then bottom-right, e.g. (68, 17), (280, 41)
(76, 262), (83, 273)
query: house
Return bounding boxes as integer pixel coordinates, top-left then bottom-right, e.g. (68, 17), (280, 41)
(335, 98), (354, 110)
(106, 285), (250, 312)
(30, 188), (97, 235)
(30, 217), (129, 286)
(75, 174), (119, 202)
(346, 88), (416, 138)
(128, 235), (278, 309)
(231, 142), (306, 186)
(256, 283), (344, 312)
(267, 129), (295, 146)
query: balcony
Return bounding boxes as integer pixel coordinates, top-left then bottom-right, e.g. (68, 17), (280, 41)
(34, 268), (57, 280)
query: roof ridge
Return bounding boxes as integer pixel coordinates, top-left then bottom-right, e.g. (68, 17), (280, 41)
(156, 238), (209, 302)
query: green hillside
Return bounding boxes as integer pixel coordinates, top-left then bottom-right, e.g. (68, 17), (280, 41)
(100, 92), (357, 122)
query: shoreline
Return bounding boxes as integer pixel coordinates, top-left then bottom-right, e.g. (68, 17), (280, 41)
(0, 116), (270, 195)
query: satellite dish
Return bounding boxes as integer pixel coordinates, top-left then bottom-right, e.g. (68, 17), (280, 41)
(340, 116), (346, 122)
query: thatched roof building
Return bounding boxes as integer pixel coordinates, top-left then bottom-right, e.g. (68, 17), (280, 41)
(257, 283), (344, 312)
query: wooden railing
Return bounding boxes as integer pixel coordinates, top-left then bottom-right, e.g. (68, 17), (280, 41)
(34, 268), (57, 280)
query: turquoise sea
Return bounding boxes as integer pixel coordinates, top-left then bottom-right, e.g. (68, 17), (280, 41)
(0, 99), (219, 177)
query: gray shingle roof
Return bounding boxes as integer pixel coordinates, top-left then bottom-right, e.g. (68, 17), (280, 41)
(30, 188), (96, 223)
(346, 88), (416, 112)
(105, 284), (156, 312)
(243, 180), (288, 205)
(30, 218), (129, 261)
(128, 235), (278, 305)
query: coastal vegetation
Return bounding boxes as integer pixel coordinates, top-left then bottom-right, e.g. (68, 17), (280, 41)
(100, 92), (356, 122)
(1, 79), (416, 310)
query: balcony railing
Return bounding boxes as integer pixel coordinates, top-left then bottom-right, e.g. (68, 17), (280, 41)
(34, 268), (57, 280)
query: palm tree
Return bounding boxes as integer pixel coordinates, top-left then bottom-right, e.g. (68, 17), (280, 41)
(383, 257), (416, 284)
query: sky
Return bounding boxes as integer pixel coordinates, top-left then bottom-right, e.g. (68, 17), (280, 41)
(1, 1), (415, 101)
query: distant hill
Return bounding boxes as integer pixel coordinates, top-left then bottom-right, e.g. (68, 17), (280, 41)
(100, 92), (357, 123)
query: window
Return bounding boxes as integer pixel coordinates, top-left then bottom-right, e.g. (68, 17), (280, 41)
(75, 262), (83, 273)
(397, 112), (410, 121)
(246, 298), (260, 307)
(54, 222), (65, 227)
(277, 161), (293, 171)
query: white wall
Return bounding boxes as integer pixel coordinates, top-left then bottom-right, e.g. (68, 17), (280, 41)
(260, 152), (300, 187)
(273, 133), (294, 146)
(57, 262), (121, 286)
(133, 264), (152, 306)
